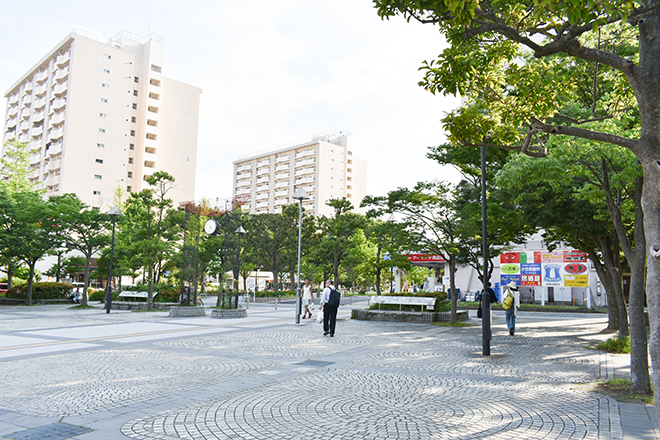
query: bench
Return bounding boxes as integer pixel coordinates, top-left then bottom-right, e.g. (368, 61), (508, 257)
(117, 291), (158, 302)
(369, 295), (436, 312)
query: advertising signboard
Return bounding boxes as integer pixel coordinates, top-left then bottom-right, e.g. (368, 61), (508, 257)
(500, 250), (588, 288)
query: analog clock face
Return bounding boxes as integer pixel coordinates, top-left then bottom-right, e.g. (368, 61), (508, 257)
(204, 219), (219, 235)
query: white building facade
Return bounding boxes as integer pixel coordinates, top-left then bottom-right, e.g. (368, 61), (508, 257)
(2, 29), (201, 208)
(232, 131), (367, 217)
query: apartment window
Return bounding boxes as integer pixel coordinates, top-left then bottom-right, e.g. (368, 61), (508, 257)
(127, 186), (132, 192)
(129, 143), (134, 150)
(95, 159), (103, 164)
(101, 98), (108, 104)
(94, 174), (102, 180)
(97, 143), (105, 149)
(102, 68), (110, 74)
(99, 113), (107, 118)
(133, 90), (138, 96)
(131, 116), (136, 123)
(98, 128), (105, 133)
(134, 76), (139, 83)
(127, 171), (133, 178)
(130, 130), (135, 136)
(132, 103), (137, 110)
(101, 83), (109, 88)
(128, 157), (134, 164)
(93, 190), (101, 195)
(103, 53), (111, 59)
(151, 64), (162, 73)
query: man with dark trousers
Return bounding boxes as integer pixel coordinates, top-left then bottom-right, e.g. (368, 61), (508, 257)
(320, 280), (339, 337)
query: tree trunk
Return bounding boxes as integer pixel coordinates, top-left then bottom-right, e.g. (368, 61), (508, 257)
(641, 155), (660, 420)
(600, 236), (629, 337)
(83, 252), (92, 306)
(587, 248), (619, 331)
(26, 260), (36, 306)
(376, 246), (382, 294)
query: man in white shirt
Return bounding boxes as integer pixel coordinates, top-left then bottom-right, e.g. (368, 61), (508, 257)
(319, 280), (339, 336)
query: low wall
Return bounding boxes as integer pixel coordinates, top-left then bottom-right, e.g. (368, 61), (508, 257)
(168, 307), (207, 318)
(351, 309), (469, 323)
(211, 309), (247, 319)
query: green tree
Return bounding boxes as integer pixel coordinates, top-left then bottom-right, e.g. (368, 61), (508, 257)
(374, 0), (660, 408)
(0, 190), (59, 305)
(0, 140), (34, 194)
(50, 194), (111, 305)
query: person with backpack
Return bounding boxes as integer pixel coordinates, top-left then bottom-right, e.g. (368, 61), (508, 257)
(320, 280), (340, 337)
(503, 281), (521, 335)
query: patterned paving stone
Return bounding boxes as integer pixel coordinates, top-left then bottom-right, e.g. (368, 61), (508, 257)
(121, 369), (610, 440)
(0, 348), (278, 417)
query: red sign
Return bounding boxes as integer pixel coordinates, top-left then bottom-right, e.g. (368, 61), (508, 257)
(406, 254), (446, 263)
(564, 250), (587, 262)
(500, 252), (520, 264)
(564, 263), (587, 274)
(533, 252), (542, 263)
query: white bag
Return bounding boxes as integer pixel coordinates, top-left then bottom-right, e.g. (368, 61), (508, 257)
(316, 308), (323, 323)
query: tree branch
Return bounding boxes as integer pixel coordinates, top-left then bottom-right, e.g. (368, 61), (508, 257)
(529, 117), (640, 153)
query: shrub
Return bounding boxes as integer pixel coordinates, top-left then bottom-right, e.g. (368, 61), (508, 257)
(6, 282), (74, 300)
(597, 336), (631, 353)
(155, 288), (180, 302)
(88, 289), (105, 301)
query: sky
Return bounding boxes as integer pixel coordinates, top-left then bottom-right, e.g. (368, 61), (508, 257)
(0, 0), (462, 203)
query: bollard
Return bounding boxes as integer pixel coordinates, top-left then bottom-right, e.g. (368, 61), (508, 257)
(246, 295), (249, 309)
(275, 298), (278, 310)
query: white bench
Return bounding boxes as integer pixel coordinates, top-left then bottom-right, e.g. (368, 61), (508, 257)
(117, 291), (158, 301)
(369, 295), (436, 311)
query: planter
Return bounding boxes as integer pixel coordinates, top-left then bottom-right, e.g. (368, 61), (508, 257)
(351, 309), (468, 323)
(211, 309), (247, 319)
(168, 306), (207, 318)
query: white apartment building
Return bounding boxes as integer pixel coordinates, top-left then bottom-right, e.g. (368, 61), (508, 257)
(2, 29), (201, 208)
(233, 132), (367, 217)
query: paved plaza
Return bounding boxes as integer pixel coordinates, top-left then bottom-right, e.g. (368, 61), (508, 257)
(0, 298), (657, 439)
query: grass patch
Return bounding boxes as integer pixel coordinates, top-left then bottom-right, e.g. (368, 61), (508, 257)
(584, 379), (654, 404)
(596, 336), (630, 353)
(433, 321), (471, 327)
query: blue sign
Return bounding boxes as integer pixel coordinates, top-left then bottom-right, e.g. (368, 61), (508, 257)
(544, 264), (562, 283)
(521, 263), (541, 274)
(500, 274), (520, 292)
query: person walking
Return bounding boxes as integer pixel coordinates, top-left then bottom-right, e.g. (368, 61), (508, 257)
(503, 281), (521, 335)
(302, 278), (313, 319)
(320, 280), (340, 336)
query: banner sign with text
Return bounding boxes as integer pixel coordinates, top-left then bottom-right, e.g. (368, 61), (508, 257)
(500, 250), (588, 288)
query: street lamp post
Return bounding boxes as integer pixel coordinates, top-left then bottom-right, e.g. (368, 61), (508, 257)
(386, 214), (396, 293)
(481, 145), (491, 356)
(292, 187), (310, 324)
(105, 206), (123, 314)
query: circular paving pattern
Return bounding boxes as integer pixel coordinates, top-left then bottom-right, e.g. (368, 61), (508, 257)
(0, 348), (278, 416)
(122, 369), (606, 440)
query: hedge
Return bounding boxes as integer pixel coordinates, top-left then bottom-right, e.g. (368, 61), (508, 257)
(6, 282), (74, 300)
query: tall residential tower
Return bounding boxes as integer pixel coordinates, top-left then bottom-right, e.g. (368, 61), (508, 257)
(2, 29), (201, 207)
(232, 131), (367, 217)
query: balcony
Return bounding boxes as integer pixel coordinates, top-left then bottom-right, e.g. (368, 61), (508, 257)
(256, 176), (269, 184)
(257, 159), (271, 167)
(275, 181), (288, 189)
(53, 98), (67, 111)
(49, 126), (64, 142)
(296, 158), (315, 167)
(275, 172), (289, 180)
(45, 174), (60, 186)
(47, 159), (61, 172)
(256, 167), (270, 175)
(296, 167), (315, 176)
(276, 155), (289, 163)
(35, 70), (48, 83)
(53, 82), (67, 96)
(50, 112), (65, 125)
(21, 94), (32, 105)
(49, 143), (62, 156)
(236, 187), (251, 196)
(20, 108), (31, 119)
(34, 84), (48, 97)
(144, 151), (157, 165)
(9, 94), (19, 105)
(56, 51), (70, 67)
(295, 149), (315, 159)
(237, 163), (252, 172)
(295, 176), (314, 185)
(275, 164), (290, 172)
(256, 201), (269, 209)
(33, 110), (45, 122)
(23, 83), (33, 94)
(54, 67), (69, 82)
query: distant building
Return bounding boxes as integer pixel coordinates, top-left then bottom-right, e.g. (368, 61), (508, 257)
(232, 131), (367, 216)
(2, 29), (201, 207)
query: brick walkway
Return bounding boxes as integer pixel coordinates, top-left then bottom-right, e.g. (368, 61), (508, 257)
(0, 301), (656, 439)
